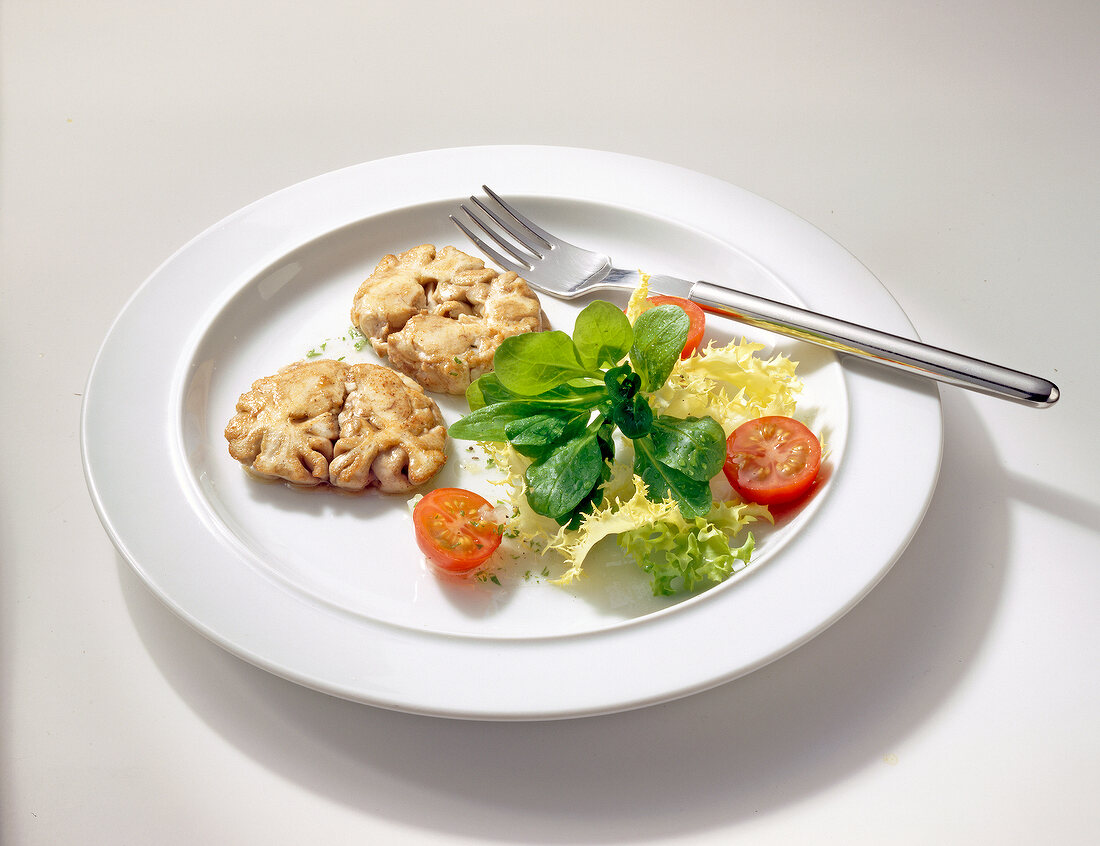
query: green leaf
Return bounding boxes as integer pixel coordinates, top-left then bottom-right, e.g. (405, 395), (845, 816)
(504, 412), (571, 446)
(619, 519), (756, 596)
(602, 364), (640, 404)
(466, 373), (604, 411)
(492, 331), (595, 395)
(648, 415), (726, 481)
(633, 435), (714, 518)
(465, 374), (516, 410)
(524, 430), (606, 519)
(552, 423), (614, 528)
(602, 364), (653, 438)
(630, 304), (689, 392)
(533, 383), (610, 407)
(572, 300), (633, 370)
(610, 395), (653, 439)
(504, 410), (589, 458)
(447, 402), (544, 442)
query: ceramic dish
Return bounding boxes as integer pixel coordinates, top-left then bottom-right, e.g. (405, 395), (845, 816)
(82, 146), (941, 719)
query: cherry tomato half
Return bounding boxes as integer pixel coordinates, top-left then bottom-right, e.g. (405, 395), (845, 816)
(647, 296), (706, 359)
(413, 488), (502, 574)
(723, 416), (822, 506)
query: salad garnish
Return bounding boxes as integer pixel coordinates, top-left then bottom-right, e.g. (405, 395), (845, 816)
(446, 280), (813, 595)
(449, 298), (725, 525)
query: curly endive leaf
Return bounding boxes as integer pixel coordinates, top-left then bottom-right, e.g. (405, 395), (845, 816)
(546, 476), (680, 585)
(619, 499), (772, 596)
(653, 338), (803, 435)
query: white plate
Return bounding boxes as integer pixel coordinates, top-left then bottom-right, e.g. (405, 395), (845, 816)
(82, 146), (942, 720)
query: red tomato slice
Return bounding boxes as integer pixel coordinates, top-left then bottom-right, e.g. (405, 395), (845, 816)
(413, 488), (502, 574)
(723, 416), (822, 506)
(647, 296), (706, 359)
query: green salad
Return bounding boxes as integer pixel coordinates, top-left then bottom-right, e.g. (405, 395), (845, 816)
(448, 282), (806, 595)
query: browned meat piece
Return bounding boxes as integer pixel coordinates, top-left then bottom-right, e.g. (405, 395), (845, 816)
(224, 359), (348, 486)
(328, 363), (448, 493)
(350, 244), (544, 394)
(225, 359), (447, 492)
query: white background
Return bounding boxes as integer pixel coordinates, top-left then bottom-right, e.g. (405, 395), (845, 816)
(2, 1), (1097, 843)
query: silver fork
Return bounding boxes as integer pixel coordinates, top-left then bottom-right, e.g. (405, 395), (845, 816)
(451, 186), (1058, 407)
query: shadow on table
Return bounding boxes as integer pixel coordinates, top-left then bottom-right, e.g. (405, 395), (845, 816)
(120, 388), (1067, 843)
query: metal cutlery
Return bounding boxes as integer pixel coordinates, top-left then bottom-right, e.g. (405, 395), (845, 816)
(451, 185), (1059, 407)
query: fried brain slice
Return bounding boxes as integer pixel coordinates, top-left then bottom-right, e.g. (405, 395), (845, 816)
(224, 359), (348, 486)
(224, 359), (448, 492)
(350, 244), (544, 394)
(328, 363), (448, 493)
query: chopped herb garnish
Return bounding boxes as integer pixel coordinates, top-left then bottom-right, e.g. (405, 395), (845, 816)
(348, 325), (368, 351)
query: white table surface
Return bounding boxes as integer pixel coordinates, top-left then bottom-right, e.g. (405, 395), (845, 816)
(3, 1), (1097, 843)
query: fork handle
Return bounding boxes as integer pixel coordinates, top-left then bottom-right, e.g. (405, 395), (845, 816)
(688, 280), (1059, 407)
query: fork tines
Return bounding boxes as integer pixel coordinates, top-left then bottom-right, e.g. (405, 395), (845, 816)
(450, 186), (555, 276)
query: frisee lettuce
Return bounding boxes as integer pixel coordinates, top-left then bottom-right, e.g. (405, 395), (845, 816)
(618, 500), (770, 596)
(655, 340), (801, 435)
(546, 475), (680, 585)
(629, 275), (802, 435)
